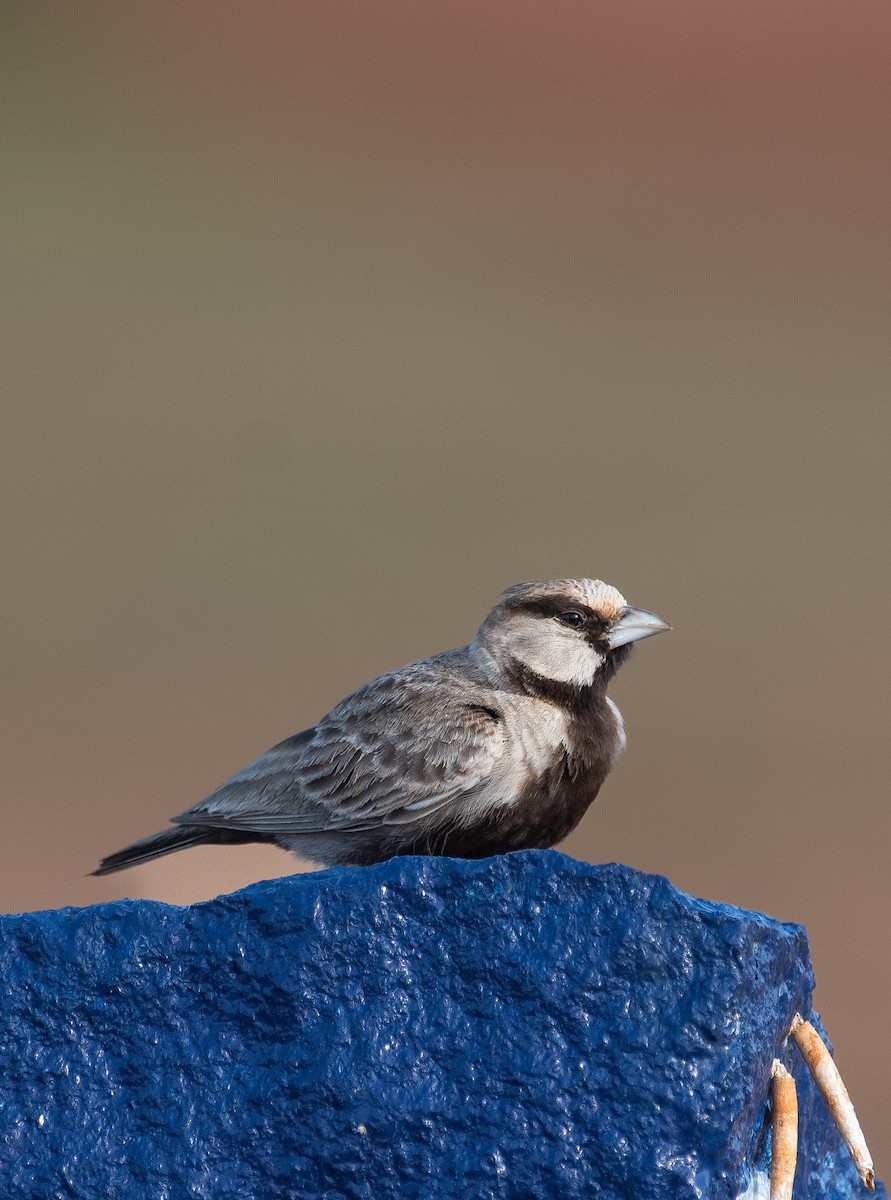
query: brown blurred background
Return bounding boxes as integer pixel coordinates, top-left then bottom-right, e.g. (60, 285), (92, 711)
(2, 0), (889, 1166)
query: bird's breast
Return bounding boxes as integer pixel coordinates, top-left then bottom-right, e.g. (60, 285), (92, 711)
(509, 699), (572, 777)
(384, 695), (622, 861)
(497, 695), (624, 847)
(507, 693), (622, 780)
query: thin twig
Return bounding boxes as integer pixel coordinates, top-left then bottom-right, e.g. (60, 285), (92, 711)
(770, 1059), (798, 1200)
(790, 1014), (875, 1190)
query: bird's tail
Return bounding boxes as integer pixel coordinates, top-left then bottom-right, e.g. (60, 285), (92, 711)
(91, 824), (276, 876)
(92, 826), (217, 875)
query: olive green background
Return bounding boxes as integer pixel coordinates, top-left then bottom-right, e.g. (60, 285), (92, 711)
(3, 1), (889, 1166)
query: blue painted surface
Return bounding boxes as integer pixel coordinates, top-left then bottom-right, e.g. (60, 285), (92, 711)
(0, 851), (881, 1199)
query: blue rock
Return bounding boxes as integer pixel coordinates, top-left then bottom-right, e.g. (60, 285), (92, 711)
(0, 851), (880, 1199)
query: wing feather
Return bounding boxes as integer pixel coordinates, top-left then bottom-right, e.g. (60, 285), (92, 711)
(172, 665), (505, 838)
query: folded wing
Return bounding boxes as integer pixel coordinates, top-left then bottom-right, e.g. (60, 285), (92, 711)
(171, 670), (506, 838)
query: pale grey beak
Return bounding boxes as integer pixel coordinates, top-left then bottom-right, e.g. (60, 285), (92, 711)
(608, 606), (672, 649)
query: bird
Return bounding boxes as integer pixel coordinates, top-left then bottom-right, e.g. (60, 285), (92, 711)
(93, 579), (670, 876)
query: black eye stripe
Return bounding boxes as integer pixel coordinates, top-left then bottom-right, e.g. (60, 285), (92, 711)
(503, 595), (610, 634)
(557, 611), (585, 626)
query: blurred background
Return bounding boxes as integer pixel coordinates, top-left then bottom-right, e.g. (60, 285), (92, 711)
(3, 0), (889, 1165)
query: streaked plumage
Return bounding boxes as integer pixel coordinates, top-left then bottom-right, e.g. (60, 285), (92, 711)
(93, 579), (669, 875)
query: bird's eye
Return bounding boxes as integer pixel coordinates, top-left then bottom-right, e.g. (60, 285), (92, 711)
(557, 610), (585, 627)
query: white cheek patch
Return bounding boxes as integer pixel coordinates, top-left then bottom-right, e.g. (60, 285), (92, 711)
(509, 616), (603, 686)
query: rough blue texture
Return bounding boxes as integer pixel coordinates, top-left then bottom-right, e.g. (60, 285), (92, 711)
(0, 851), (881, 1199)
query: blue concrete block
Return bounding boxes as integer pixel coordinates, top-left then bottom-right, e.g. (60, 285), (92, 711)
(0, 851), (881, 1199)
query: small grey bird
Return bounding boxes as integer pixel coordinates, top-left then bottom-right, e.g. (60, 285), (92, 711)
(93, 580), (669, 875)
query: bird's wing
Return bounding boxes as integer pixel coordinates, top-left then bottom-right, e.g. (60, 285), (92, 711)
(171, 668), (507, 837)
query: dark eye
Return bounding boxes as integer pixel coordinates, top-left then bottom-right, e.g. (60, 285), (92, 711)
(557, 610), (585, 627)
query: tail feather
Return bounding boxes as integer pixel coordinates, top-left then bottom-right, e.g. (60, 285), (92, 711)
(91, 827), (217, 876)
(93, 818), (279, 875)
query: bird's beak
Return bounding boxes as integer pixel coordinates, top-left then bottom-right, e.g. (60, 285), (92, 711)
(608, 607), (672, 649)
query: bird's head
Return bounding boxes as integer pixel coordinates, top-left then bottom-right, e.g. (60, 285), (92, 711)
(475, 578), (670, 694)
